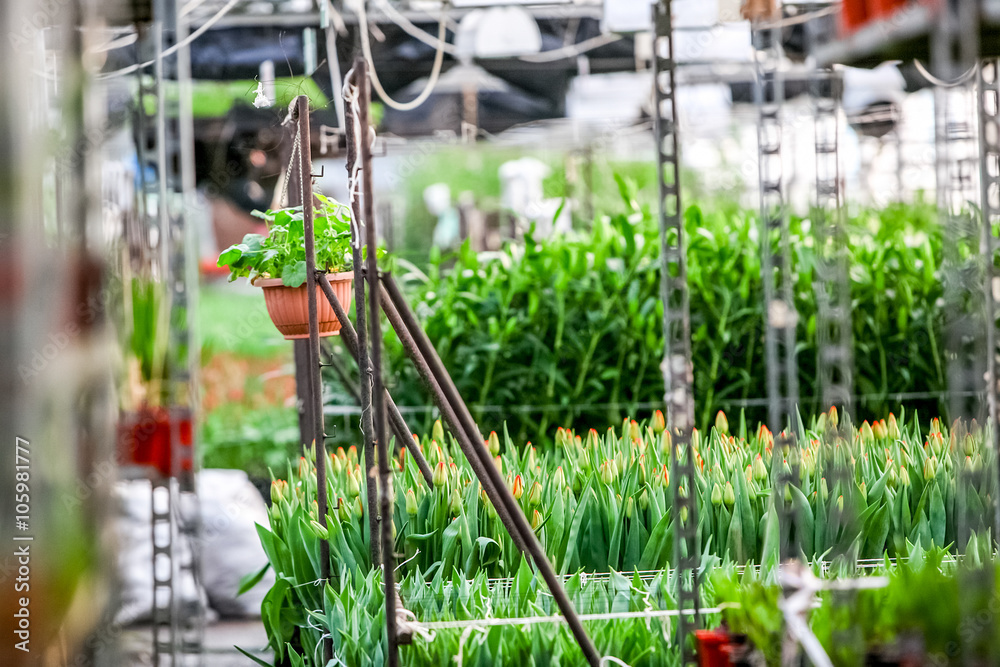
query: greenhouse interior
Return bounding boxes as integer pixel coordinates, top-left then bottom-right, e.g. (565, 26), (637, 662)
(7, 0), (1000, 665)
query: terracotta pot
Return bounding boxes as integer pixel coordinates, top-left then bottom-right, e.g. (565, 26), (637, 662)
(255, 271), (353, 339)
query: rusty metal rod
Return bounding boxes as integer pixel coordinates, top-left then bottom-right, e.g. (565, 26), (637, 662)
(318, 272), (434, 488)
(380, 273), (601, 666)
(294, 94), (333, 666)
(355, 60), (398, 667)
(344, 76), (382, 568)
(320, 340), (362, 406)
(378, 287), (528, 556)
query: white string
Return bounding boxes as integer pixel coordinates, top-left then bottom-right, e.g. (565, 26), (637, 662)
(600, 657), (633, 667)
(414, 604), (733, 632)
(395, 548), (421, 572)
(755, 5), (837, 30)
(913, 59), (978, 88)
(342, 72), (365, 239)
(96, 0), (241, 80)
(518, 33), (621, 64)
(357, 0), (448, 111)
(374, 0), (457, 56)
(305, 610), (335, 666)
(398, 607), (437, 642)
(454, 625), (485, 666)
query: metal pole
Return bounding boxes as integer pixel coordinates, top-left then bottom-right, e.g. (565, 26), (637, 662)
(318, 274), (434, 487)
(380, 277), (602, 667)
(345, 68), (382, 567)
(321, 341), (362, 405)
(284, 113), (314, 454)
(294, 95), (333, 666)
(354, 61), (399, 667)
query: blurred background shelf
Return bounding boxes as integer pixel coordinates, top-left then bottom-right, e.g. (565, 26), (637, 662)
(815, 1), (1000, 68)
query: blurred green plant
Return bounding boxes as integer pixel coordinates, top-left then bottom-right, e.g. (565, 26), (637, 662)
(200, 403), (299, 480)
(371, 180), (948, 440)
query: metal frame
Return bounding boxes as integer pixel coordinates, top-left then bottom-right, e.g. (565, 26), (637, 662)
(753, 9), (801, 562)
(291, 61), (601, 660)
(140, 0), (204, 662)
(809, 64), (852, 417)
(981, 57), (1000, 544)
(653, 1), (700, 662)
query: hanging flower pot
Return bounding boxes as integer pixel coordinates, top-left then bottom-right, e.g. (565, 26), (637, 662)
(255, 271), (353, 339)
(217, 194), (356, 337)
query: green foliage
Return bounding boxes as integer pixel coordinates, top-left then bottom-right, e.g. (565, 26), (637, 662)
(199, 283), (288, 360)
(126, 275), (168, 387)
(199, 404), (299, 480)
(710, 544), (991, 665)
(267, 411), (994, 583)
(255, 412), (998, 666)
(255, 550), (727, 666)
(217, 194), (354, 287)
(379, 185), (948, 440)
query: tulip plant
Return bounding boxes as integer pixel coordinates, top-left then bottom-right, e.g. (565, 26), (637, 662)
(249, 408), (997, 665)
(260, 409), (994, 585)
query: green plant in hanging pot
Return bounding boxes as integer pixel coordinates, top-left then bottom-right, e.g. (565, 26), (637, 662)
(217, 194), (355, 339)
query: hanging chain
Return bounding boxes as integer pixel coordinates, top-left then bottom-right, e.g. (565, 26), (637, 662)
(754, 10), (800, 563)
(654, 1), (699, 663)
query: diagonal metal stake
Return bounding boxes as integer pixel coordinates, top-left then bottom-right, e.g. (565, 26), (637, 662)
(318, 273), (434, 488)
(344, 67), (383, 570)
(379, 273), (602, 666)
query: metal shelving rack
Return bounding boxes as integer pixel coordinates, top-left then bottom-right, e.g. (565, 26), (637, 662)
(653, 1), (700, 662)
(981, 58), (1000, 542)
(136, 0), (204, 663)
(809, 61), (852, 418)
(752, 11), (803, 561)
(813, 0), (1000, 662)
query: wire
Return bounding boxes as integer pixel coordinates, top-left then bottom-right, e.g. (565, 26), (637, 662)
(519, 33), (621, 63)
(374, 0), (457, 57)
(323, 387), (969, 419)
(358, 0), (448, 111)
(755, 5), (837, 30)
(414, 605), (733, 632)
(913, 59), (978, 88)
(179, 0), (214, 18)
(371, 0), (613, 65)
(97, 0), (241, 80)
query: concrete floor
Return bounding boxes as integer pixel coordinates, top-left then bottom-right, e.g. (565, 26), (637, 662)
(121, 619), (270, 666)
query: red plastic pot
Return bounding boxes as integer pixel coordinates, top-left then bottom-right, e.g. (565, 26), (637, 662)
(255, 271), (353, 339)
(695, 629), (735, 667)
(839, 0), (869, 34)
(867, 0), (908, 19)
(117, 406), (193, 477)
